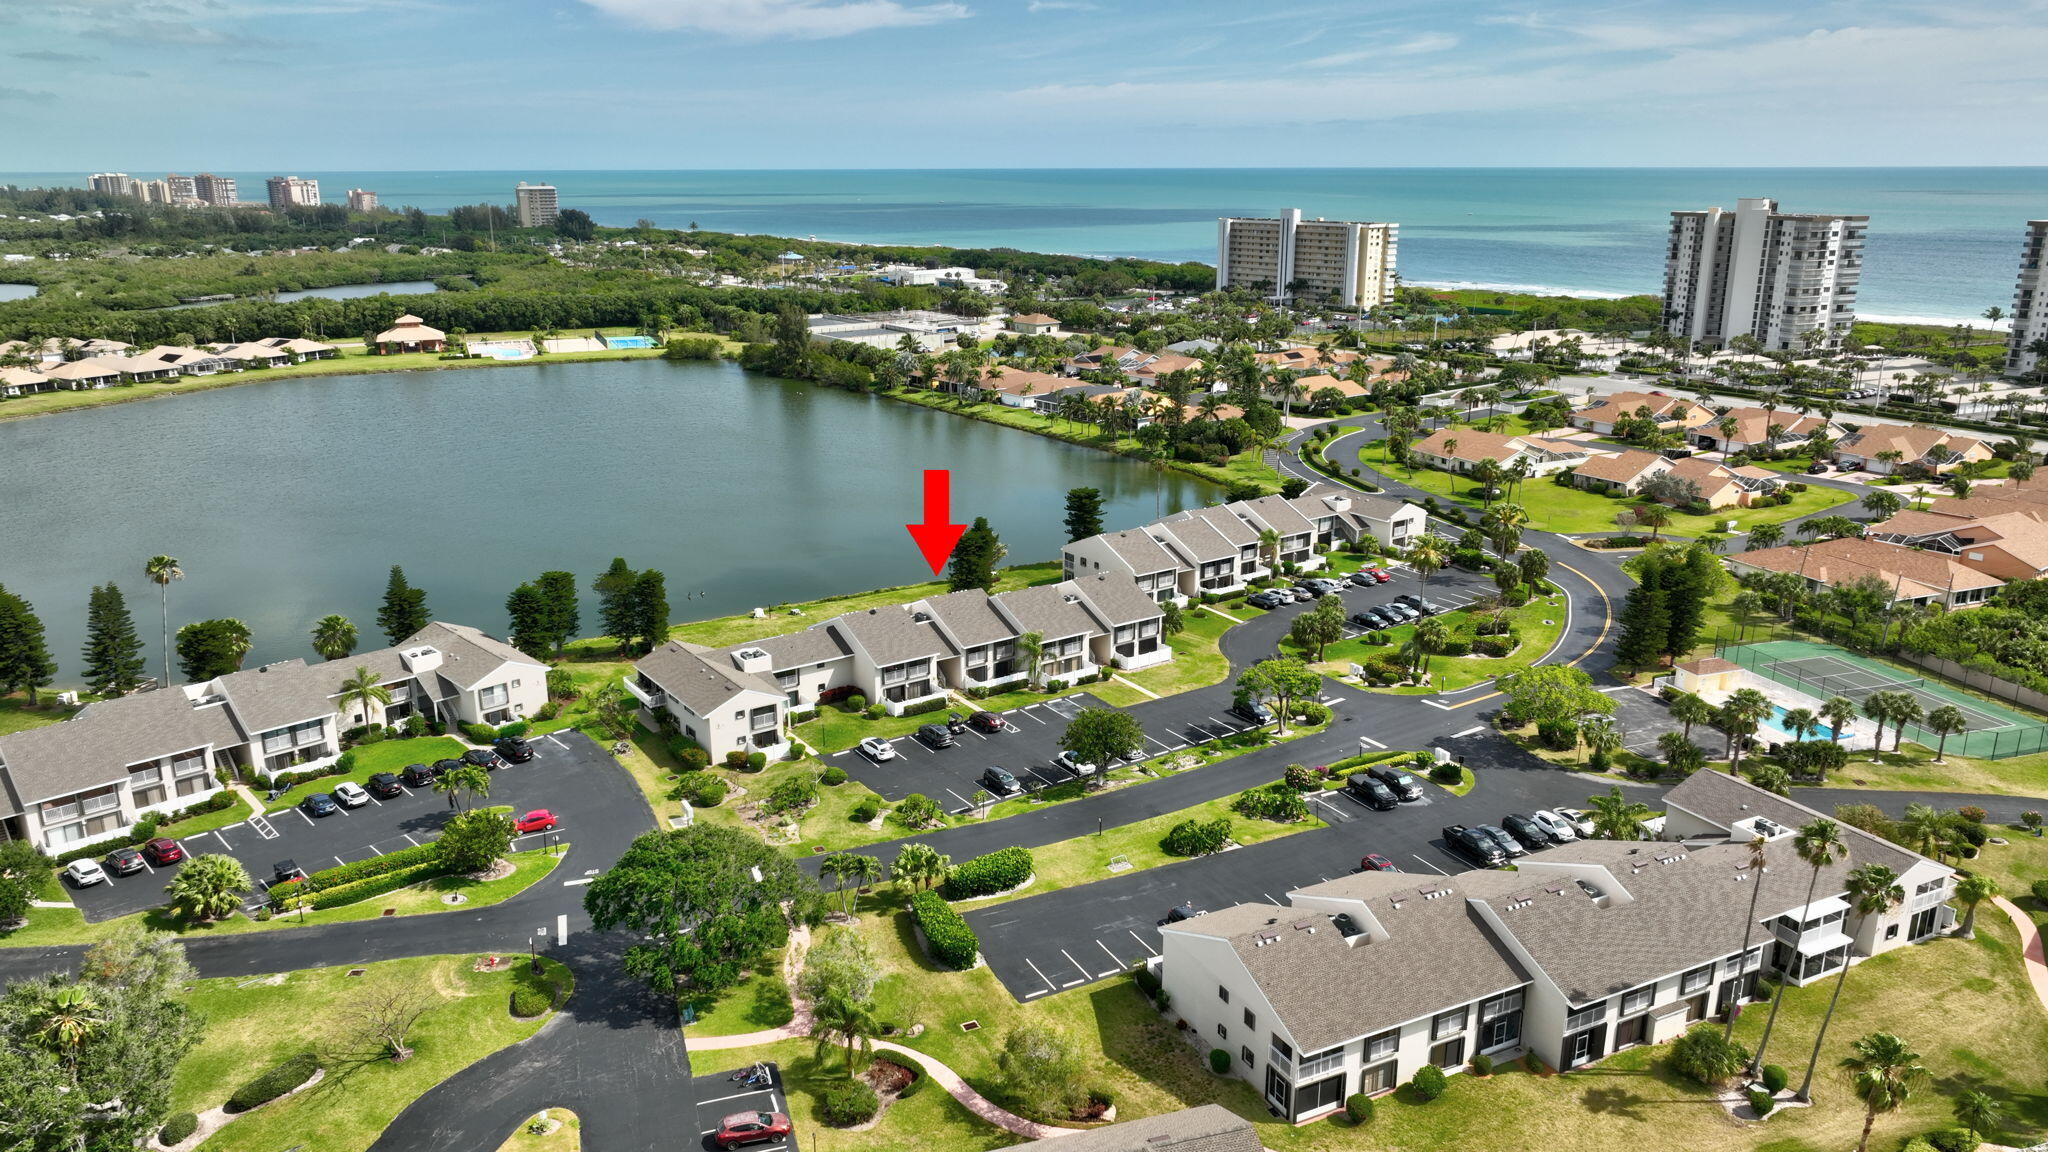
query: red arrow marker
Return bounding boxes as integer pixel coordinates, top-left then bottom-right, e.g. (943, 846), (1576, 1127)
(905, 469), (967, 575)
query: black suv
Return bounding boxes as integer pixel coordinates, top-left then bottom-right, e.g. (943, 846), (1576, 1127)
(401, 762), (440, 787)
(1443, 824), (1508, 867)
(1365, 764), (1424, 801)
(366, 771), (405, 798)
(915, 723), (956, 750)
(980, 766), (1021, 796)
(1343, 774), (1398, 811)
(1231, 698), (1273, 725)
(494, 736), (535, 763)
(1349, 611), (1383, 629)
(1245, 590), (1289, 610)
(1476, 823), (1528, 859)
(1502, 813), (1554, 851)
(461, 748), (502, 770)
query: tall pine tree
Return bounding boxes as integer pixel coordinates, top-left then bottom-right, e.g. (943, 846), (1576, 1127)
(594, 557), (637, 650)
(505, 582), (551, 659)
(377, 565), (430, 644)
(81, 582), (147, 696)
(1613, 559), (1672, 672)
(631, 569), (670, 653)
(536, 570), (579, 654)
(1663, 544), (1720, 659)
(948, 517), (1003, 592)
(1063, 487), (1105, 542)
(0, 584), (56, 704)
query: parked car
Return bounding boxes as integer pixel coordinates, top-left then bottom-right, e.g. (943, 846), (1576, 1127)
(1502, 813), (1555, 850)
(1529, 810), (1580, 842)
(1365, 764), (1424, 800)
(858, 737), (896, 762)
(1384, 602), (1420, 622)
(1349, 611), (1383, 629)
(65, 859), (108, 887)
(1806, 462), (1830, 474)
(366, 772), (404, 799)
(272, 859), (302, 884)
(1551, 806), (1596, 837)
(1476, 823), (1528, 858)
(1344, 774), (1398, 811)
(461, 748), (503, 770)
(401, 762), (440, 788)
(713, 1111), (792, 1150)
(1230, 697), (1273, 724)
(1360, 853), (1399, 872)
(1164, 902), (1202, 923)
(1395, 594), (1442, 615)
(332, 781), (371, 808)
(1246, 590), (1288, 609)
(494, 736), (535, 763)
(1346, 571), (1378, 588)
(104, 847), (145, 876)
(1052, 749), (1099, 776)
(1365, 567), (1393, 582)
(1306, 577), (1345, 595)
(1443, 824), (1507, 867)
(141, 837), (184, 866)
(1364, 607), (1402, 628)
(980, 766), (1021, 796)
(300, 793), (339, 817)
(968, 710), (1007, 733)
(514, 809), (558, 833)
(915, 723), (957, 750)
(1288, 586), (1316, 602)
(432, 757), (466, 777)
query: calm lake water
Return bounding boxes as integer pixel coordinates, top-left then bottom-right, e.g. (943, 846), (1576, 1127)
(0, 358), (1210, 681)
(156, 280), (440, 311)
(0, 284), (37, 302)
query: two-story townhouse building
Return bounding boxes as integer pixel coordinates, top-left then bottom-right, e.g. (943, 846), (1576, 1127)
(713, 630), (855, 710)
(1061, 529), (1186, 606)
(991, 583), (1106, 682)
(919, 589), (1029, 692)
(1233, 495), (1321, 568)
(1066, 572), (1170, 671)
(628, 640), (789, 760)
(1150, 514), (1254, 597)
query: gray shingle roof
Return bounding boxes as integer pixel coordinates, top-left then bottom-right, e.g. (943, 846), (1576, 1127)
(1072, 571), (1162, 626)
(720, 627), (850, 671)
(406, 621), (545, 690)
(993, 583), (1101, 640)
(1092, 528), (1182, 576)
(1004, 1106), (1258, 1152)
(1662, 769), (1924, 875)
(918, 590), (1018, 650)
(638, 641), (782, 716)
(1152, 517), (1236, 564)
(215, 659), (343, 735)
(829, 607), (953, 664)
(1179, 504), (1259, 546)
(1234, 494), (1315, 537)
(0, 689), (243, 805)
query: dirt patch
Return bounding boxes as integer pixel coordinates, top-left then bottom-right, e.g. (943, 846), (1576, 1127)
(466, 858), (515, 883)
(864, 1058), (916, 1095)
(474, 955), (516, 973)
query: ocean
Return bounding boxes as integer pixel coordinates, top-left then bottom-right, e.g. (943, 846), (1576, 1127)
(6, 168), (2045, 325)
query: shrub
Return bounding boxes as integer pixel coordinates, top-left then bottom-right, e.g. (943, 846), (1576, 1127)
(1926, 1128), (1978, 1152)
(897, 1070), (925, 1098)
(746, 751), (768, 771)
(1749, 1088), (1775, 1117)
(1408, 1064), (1447, 1102)
(226, 1052), (321, 1112)
(1162, 817), (1231, 857)
(765, 777), (818, 815)
(893, 793), (942, 829)
(865, 705), (886, 719)
(531, 702), (559, 723)
(300, 862), (444, 910)
(820, 765), (848, 785)
(1209, 1048), (1230, 1074)
(1474, 637), (1514, 657)
(1760, 1064), (1788, 1094)
(1471, 1053), (1493, 1077)
(1294, 701), (1331, 726)
(911, 890), (979, 968)
(850, 798), (881, 823)
(1437, 639), (1473, 657)
(510, 983), (555, 1017)
(817, 1079), (881, 1126)
(160, 1112), (200, 1144)
(1431, 762), (1463, 785)
(1958, 805), (1987, 824)
(1668, 1024), (1750, 1086)
(269, 841), (439, 904)
(497, 721), (530, 740)
(674, 771), (728, 808)
(725, 750), (748, 769)
(1232, 783), (1308, 822)
(1282, 763), (1319, 791)
(1133, 966), (1162, 996)
(901, 696), (952, 717)
(845, 694), (868, 711)
(460, 722), (496, 744)
(2030, 878), (2048, 905)
(942, 846), (1033, 899)
(1346, 1093), (1373, 1123)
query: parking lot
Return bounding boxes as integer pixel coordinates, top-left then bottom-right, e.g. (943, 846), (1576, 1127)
(62, 731), (600, 921)
(691, 1062), (798, 1152)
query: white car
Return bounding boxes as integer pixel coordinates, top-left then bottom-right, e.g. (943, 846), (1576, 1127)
(332, 781), (371, 808)
(1551, 807), (1596, 838)
(858, 737), (896, 762)
(1529, 810), (1580, 843)
(1052, 750), (1100, 776)
(65, 859), (108, 887)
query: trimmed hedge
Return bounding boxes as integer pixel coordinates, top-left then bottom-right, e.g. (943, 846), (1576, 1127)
(1748, 1088), (1775, 1117)
(160, 1112), (200, 1145)
(941, 846), (1033, 899)
(849, 798), (881, 823)
(900, 696), (952, 717)
(911, 890), (979, 968)
(818, 1079), (881, 1126)
(226, 1052), (320, 1113)
(1760, 1064), (1789, 1094)
(511, 983), (554, 1017)
(460, 722), (497, 743)
(301, 861), (444, 910)
(271, 841), (439, 902)
(1345, 1093), (1373, 1124)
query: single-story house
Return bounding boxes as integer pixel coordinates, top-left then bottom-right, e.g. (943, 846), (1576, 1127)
(374, 314), (446, 354)
(260, 337), (339, 362)
(1006, 313), (1059, 336)
(0, 366), (54, 396)
(1691, 408), (1838, 454)
(1570, 391), (1713, 436)
(1832, 423), (1993, 475)
(1659, 456), (1782, 509)
(40, 356), (126, 389)
(1868, 509), (2048, 582)
(1410, 428), (1598, 476)
(1569, 449), (1671, 495)
(1725, 537), (2003, 608)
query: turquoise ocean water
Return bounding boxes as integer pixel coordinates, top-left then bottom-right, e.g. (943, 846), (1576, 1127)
(7, 168), (2046, 324)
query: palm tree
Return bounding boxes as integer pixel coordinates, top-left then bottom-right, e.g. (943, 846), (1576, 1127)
(1015, 630), (1044, 690)
(1840, 1032), (1928, 1152)
(1722, 835), (1771, 1043)
(1795, 862), (1902, 1101)
(1923, 705), (1967, 762)
(163, 853), (250, 922)
(1951, 873), (1999, 939)
(891, 843), (949, 891)
(1671, 692), (1714, 742)
(1820, 696), (1859, 747)
(1752, 818), (1846, 1075)
(310, 614), (358, 661)
(33, 986), (101, 1076)
(144, 554), (183, 687)
(820, 852), (858, 913)
(1407, 616), (1452, 683)
(431, 768), (467, 810)
(1745, 523), (1784, 551)
(1953, 1089), (2006, 1146)
(809, 988), (881, 1077)
(336, 666), (392, 730)
(1861, 693), (1898, 757)
(1407, 535), (1448, 585)
(1256, 528), (1281, 573)
(450, 762), (491, 811)
(1585, 785), (1653, 840)
(1781, 707), (1818, 743)
(1886, 695), (1925, 752)
(1897, 803), (1955, 863)
(1717, 688), (1773, 773)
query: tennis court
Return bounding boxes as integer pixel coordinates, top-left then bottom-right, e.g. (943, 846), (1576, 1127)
(1716, 638), (2048, 758)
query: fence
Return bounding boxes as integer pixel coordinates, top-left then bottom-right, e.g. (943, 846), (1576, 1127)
(1892, 650), (2048, 716)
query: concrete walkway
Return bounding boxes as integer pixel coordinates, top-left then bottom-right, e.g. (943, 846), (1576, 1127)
(1992, 895), (2048, 1017)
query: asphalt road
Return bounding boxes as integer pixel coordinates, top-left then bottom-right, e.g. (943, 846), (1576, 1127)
(687, 1062), (800, 1152)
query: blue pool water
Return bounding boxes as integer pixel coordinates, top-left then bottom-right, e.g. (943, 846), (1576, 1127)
(1764, 703), (1848, 743)
(605, 335), (656, 349)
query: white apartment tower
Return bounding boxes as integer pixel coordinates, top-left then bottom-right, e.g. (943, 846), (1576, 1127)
(164, 173), (198, 203)
(88, 173), (137, 197)
(346, 188), (379, 213)
(1663, 197), (1866, 353)
(139, 179), (173, 204)
(2006, 221), (2048, 377)
(514, 181), (559, 228)
(265, 175), (321, 209)
(1217, 209), (1398, 310)
(193, 173), (237, 206)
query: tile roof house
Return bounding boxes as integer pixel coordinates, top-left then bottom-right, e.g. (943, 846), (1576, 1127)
(1832, 423), (1992, 475)
(40, 356), (126, 389)
(1569, 391), (1713, 435)
(962, 366), (1070, 408)
(1869, 509), (2048, 582)
(1410, 428), (1598, 476)
(1659, 456), (1783, 510)
(1006, 313), (1060, 335)
(1161, 772), (1952, 1123)
(0, 365), (52, 396)
(1569, 448), (1671, 495)
(1724, 536), (2004, 608)
(1690, 407), (1838, 454)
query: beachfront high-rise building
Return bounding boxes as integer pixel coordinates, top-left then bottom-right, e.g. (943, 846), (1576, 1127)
(193, 173), (237, 206)
(346, 188), (379, 213)
(514, 181), (558, 228)
(164, 173), (198, 203)
(2006, 221), (2048, 378)
(1662, 197), (1866, 353)
(266, 176), (321, 209)
(139, 179), (173, 204)
(1215, 209), (1398, 310)
(89, 173), (137, 197)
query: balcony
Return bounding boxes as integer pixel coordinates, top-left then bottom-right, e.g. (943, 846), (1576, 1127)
(623, 675), (667, 709)
(1295, 1049), (1345, 1079)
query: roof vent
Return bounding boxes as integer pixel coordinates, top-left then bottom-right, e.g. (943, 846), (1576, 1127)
(1576, 879), (1604, 899)
(1062, 593), (1081, 603)
(912, 612), (932, 623)
(1543, 882), (1567, 896)
(1254, 931), (1281, 947)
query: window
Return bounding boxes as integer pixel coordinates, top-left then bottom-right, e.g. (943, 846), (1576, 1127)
(1885, 924), (1900, 941)
(1432, 1008), (1466, 1041)
(1564, 1001), (1607, 1032)
(1365, 1029), (1398, 1061)
(1243, 1008), (1255, 1029)
(1216, 1023), (1228, 1040)
(480, 684), (510, 710)
(1218, 985), (1230, 1004)
(1241, 1046), (1255, 1068)
(1430, 1037), (1466, 1069)
(1681, 965), (1713, 995)
(1620, 986), (1656, 1016)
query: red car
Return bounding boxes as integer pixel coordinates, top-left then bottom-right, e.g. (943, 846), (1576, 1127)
(514, 809), (558, 833)
(968, 710), (1007, 733)
(713, 1111), (791, 1150)
(1365, 567), (1392, 583)
(141, 837), (184, 866)
(1360, 853), (1399, 873)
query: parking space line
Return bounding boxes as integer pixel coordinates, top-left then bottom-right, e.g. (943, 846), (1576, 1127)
(295, 809), (313, 826)
(211, 830), (232, 850)
(1452, 725), (1486, 738)
(1261, 891), (1280, 904)
(1128, 929), (1159, 956)
(333, 855), (347, 867)
(1058, 948), (1091, 980)
(1025, 957), (1059, 994)
(1096, 939), (1125, 969)
(698, 1088), (777, 1107)
(1412, 855), (1449, 875)
(402, 833), (420, 847)
(1357, 736), (1385, 749)
(944, 787), (974, 809)
(1015, 709), (1048, 725)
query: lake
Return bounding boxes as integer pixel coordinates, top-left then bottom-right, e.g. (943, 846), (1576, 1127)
(156, 280), (441, 310)
(0, 358), (1212, 682)
(0, 284), (37, 302)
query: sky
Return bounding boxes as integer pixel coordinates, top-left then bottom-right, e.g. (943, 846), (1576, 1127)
(1, 0), (2045, 170)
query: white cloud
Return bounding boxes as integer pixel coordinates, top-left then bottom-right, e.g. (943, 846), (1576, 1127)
(1027, 0), (1095, 10)
(1306, 32), (1457, 67)
(579, 0), (969, 38)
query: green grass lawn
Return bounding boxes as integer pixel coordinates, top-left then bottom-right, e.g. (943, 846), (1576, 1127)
(0, 692), (79, 735)
(1804, 741), (2048, 799)
(494, 1109), (581, 1152)
(264, 735), (466, 812)
(684, 964), (797, 1037)
(1317, 594), (1570, 693)
(174, 954), (571, 1152)
(1093, 608), (1235, 706)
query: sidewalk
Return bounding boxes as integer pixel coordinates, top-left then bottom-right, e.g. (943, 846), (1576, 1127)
(1992, 895), (2048, 1017)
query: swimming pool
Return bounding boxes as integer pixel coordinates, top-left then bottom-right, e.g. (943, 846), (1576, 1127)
(1762, 703), (1849, 743)
(604, 335), (656, 349)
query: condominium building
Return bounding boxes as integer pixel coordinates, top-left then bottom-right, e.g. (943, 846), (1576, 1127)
(346, 188), (379, 213)
(2007, 220), (2048, 376)
(88, 173), (137, 197)
(1216, 209), (1398, 310)
(164, 173), (198, 203)
(265, 175), (321, 209)
(514, 181), (559, 228)
(193, 173), (237, 206)
(1663, 197), (1866, 353)
(138, 179), (173, 204)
